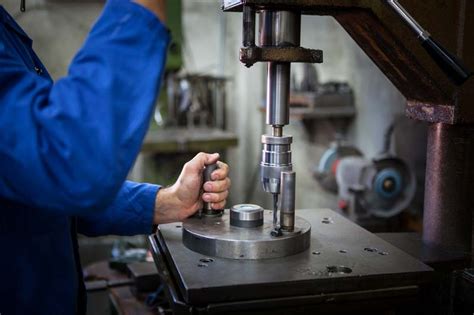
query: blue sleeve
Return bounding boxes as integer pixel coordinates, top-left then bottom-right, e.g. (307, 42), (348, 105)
(77, 181), (159, 236)
(0, 0), (169, 215)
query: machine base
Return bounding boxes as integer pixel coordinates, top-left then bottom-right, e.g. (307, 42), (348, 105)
(182, 210), (311, 260)
(150, 209), (433, 309)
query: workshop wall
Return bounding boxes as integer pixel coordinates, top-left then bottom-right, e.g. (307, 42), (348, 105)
(3, 0), (425, 215)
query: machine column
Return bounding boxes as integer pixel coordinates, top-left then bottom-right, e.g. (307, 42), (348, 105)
(422, 122), (474, 252)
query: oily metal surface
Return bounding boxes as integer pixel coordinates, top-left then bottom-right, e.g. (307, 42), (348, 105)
(182, 211), (311, 259)
(156, 209), (433, 305)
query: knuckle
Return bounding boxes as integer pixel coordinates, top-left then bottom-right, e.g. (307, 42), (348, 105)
(197, 152), (206, 160)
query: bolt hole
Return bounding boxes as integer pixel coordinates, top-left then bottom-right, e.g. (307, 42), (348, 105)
(364, 247), (377, 253)
(327, 265), (352, 274)
(175, 225), (182, 228)
(312, 251), (321, 255)
(197, 263), (208, 268)
(339, 249), (347, 254)
(239, 254), (245, 258)
(322, 218), (334, 224)
(199, 258), (214, 263)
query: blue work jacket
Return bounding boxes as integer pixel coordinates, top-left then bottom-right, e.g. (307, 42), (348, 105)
(0, 1), (169, 314)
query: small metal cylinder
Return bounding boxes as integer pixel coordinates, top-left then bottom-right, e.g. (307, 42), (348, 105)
(280, 171), (296, 231)
(242, 6), (256, 47)
(258, 11), (301, 47)
(261, 135), (293, 194)
(230, 204), (264, 228)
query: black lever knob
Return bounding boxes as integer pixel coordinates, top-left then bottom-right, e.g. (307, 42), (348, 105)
(201, 163), (223, 217)
(421, 37), (472, 86)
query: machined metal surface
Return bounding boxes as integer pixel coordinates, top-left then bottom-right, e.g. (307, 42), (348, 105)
(280, 171), (296, 231)
(230, 204), (264, 228)
(153, 209), (433, 305)
(182, 210), (311, 259)
(266, 62), (290, 126)
(260, 10), (300, 127)
(259, 11), (301, 47)
(260, 135), (293, 194)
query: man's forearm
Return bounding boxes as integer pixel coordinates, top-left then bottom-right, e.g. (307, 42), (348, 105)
(134, 0), (166, 23)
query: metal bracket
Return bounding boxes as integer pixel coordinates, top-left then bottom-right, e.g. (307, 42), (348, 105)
(240, 46), (323, 67)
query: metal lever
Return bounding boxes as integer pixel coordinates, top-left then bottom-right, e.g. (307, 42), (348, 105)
(386, 0), (472, 86)
(200, 163), (223, 217)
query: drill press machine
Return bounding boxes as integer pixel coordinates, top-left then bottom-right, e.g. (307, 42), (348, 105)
(147, 2), (444, 314)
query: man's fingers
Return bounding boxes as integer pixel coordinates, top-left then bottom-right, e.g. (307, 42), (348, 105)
(202, 190), (229, 203)
(204, 178), (231, 192)
(211, 161), (229, 180)
(184, 152), (220, 173)
(211, 200), (227, 210)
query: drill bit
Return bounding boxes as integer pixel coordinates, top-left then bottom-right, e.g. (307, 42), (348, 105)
(272, 193), (278, 228)
(270, 193), (283, 237)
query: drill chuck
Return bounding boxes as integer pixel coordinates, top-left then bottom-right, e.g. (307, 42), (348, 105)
(260, 135), (293, 194)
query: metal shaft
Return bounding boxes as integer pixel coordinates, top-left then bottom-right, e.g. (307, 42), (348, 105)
(242, 6), (256, 47)
(422, 123), (473, 253)
(259, 10), (301, 128)
(267, 63), (291, 126)
(280, 171), (296, 231)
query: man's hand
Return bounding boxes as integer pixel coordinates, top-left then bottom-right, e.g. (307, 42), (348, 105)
(153, 153), (231, 224)
(134, 0), (167, 24)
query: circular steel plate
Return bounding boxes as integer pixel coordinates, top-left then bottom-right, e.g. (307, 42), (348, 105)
(183, 210), (311, 260)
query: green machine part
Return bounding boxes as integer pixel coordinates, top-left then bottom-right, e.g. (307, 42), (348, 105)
(165, 0), (182, 71)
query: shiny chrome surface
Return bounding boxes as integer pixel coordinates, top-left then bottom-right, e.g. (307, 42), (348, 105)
(230, 204), (264, 228)
(182, 210), (311, 260)
(260, 135), (293, 194)
(280, 171), (296, 231)
(266, 62), (291, 126)
(259, 10), (300, 127)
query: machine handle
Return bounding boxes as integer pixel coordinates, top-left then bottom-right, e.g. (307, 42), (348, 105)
(386, 0), (472, 86)
(201, 163), (223, 216)
(421, 37), (472, 86)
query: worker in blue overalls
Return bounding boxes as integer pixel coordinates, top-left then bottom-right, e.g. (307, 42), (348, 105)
(0, 0), (231, 314)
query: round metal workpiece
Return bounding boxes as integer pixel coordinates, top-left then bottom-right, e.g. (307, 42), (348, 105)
(183, 210), (311, 260)
(230, 204), (264, 228)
